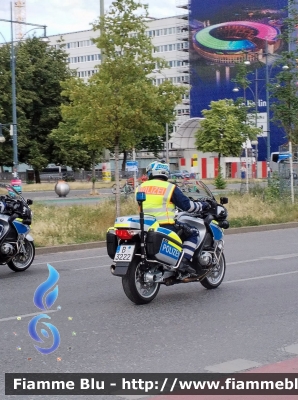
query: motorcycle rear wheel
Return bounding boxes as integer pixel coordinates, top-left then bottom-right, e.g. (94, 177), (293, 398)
(200, 253), (226, 289)
(7, 239), (35, 272)
(122, 257), (160, 305)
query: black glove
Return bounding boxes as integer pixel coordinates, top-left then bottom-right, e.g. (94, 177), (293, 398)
(201, 201), (211, 211)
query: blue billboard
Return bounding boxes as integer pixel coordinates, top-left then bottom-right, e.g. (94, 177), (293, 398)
(189, 0), (288, 161)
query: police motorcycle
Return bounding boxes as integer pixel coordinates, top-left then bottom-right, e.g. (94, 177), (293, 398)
(107, 181), (229, 305)
(0, 183), (35, 272)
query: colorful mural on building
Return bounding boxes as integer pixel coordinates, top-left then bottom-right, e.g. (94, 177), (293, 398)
(189, 0), (288, 161)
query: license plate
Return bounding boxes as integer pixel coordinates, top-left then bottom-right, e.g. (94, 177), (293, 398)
(114, 245), (135, 262)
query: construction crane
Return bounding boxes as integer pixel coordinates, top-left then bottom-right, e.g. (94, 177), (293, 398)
(14, 0), (26, 40)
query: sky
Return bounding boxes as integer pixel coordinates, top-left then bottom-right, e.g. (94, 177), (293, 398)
(0, 0), (178, 41)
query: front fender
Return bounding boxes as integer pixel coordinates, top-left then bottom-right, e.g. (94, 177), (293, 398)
(25, 233), (34, 242)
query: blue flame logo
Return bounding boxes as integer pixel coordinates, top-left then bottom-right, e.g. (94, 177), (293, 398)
(33, 264), (59, 310)
(28, 264), (60, 354)
(28, 314), (60, 354)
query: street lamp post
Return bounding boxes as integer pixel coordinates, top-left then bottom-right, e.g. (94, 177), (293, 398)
(233, 76), (258, 183)
(265, 40), (271, 174)
(0, 2), (48, 175)
(233, 48), (272, 179)
(153, 69), (171, 164)
(10, 3), (18, 175)
(165, 122), (169, 164)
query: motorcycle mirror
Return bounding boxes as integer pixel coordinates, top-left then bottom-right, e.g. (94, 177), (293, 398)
(27, 199), (33, 205)
(219, 220), (229, 229)
(220, 197), (228, 205)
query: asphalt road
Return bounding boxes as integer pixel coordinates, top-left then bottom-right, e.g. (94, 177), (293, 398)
(1, 227), (298, 399)
(22, 183), (246, 198)
(21, 182), (248, 206)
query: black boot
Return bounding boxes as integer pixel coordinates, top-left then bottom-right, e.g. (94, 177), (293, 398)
(178, 257), (196, 275)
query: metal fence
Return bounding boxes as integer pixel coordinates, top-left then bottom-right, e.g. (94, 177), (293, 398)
(278, 144), (298, 194)
(0, 169), (148, 183)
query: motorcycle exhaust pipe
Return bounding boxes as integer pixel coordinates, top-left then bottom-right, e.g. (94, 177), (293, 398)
(110, 265), (116, 275)
(181, 276), (200, 283)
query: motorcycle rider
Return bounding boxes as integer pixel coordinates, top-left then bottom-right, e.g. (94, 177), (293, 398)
(138, 160), (210, 276)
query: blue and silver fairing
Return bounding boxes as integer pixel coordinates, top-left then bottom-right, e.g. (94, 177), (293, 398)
(12, 220), (33, 241)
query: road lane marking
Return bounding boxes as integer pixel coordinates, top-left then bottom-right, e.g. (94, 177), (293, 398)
(225, 270), (298, 284)
(284, 344), (298, 355)
(33, 252), (298, 268)
(205, 359), (261, 373)
(32, 253), (298, 275)
(227, 252), (298, 265)
(73, 264), (110, 271)
(0, 309), (57, 323)
(32, 255), (108, 266)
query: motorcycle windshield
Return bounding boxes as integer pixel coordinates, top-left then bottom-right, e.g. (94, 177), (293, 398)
(0, 183), (24, 202)
(194, 180), (215, 200)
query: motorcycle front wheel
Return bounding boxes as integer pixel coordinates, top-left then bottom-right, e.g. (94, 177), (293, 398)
(200, 253), (226, 289)
(7, 239), (35, 272)
(122, 257), (160, 305)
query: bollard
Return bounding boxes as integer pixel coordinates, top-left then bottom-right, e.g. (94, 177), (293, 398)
(55, 180), (70, 197)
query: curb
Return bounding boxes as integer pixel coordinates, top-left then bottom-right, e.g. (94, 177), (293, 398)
(225, 221), (298, 235)
(35, 222), (298, 255)
(35, 241), (106, 255)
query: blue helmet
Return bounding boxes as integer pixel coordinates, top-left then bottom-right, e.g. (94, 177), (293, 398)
(146, 161), (170, 180)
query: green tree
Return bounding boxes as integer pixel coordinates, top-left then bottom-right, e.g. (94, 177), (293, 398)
(136, 123), (174, 158)
(195, 99), (260, 169)
(0, 37), (73, 181)
(50, 119), (95, 170)
(56, 0), (185, 215)
(214, 167), (227, 189)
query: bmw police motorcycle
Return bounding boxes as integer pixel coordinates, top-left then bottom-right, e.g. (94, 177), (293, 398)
(0, 183), (35, 272)
(107, 180), (229, 305)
